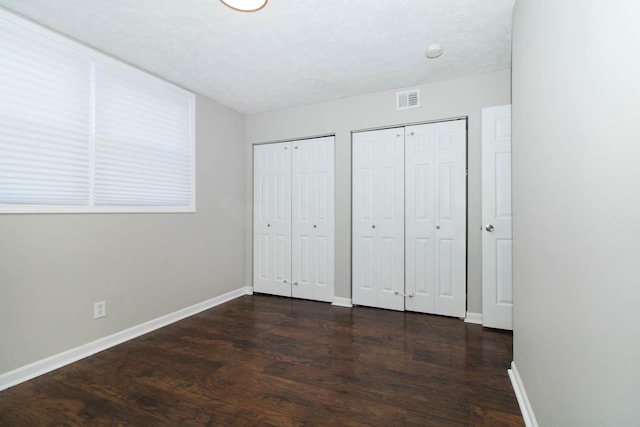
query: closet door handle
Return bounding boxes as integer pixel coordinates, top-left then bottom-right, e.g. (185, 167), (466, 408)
(394, 291), (415, 298)
(372, 225), (376, 229)
(267, 224), (271, 227)
(313, 225), (317, 228)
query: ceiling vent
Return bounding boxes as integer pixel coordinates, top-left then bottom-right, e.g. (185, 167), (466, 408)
(396, 89), (420, 110)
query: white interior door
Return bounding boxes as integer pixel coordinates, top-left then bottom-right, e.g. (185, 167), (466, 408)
(253, 142), (292, 297)
(482, 105), (513, 330)
(292, 137), (335, 302)
(406, 120), (467, 317)
(352, 128), (404, 310)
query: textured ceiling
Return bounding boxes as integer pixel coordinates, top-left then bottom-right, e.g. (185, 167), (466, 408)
(0, 0), (515, 114)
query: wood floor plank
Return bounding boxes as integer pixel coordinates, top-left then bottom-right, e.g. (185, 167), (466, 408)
(0, 295), (523, 426)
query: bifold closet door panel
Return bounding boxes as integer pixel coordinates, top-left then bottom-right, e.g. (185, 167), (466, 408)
(405, 124), (436, 314)
(352, 128), (404, 311)
(253, 142), (292, 297)
(291, 137), (335, 302)
(406, 120), (466, 317)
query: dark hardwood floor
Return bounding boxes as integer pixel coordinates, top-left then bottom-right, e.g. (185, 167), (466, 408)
(0, 295), (523, 426)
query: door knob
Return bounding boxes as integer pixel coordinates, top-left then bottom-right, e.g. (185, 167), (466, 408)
(485, 224), (494, 232)
(372, 225), (376, 229)
(313, 225), (317, 228)
(267, 224), (271, 227)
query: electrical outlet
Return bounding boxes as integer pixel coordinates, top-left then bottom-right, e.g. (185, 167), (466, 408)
(93, 301), (106, 319)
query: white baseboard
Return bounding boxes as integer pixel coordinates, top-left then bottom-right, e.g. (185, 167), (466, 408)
(332, 297), (353, 308)
(464, 312), (483, 324)
(0, 286), (252, 392)
(508, 361), (539, 427)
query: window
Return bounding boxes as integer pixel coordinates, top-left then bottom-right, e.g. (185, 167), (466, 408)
(0, 10), (195, 213)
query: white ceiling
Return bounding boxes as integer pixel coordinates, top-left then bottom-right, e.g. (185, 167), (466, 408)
(0, 0), (515, 114)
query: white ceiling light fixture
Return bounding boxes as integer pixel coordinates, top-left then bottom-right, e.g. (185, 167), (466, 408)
(220, 0), (268, 12)
(426, 44), (443, 59)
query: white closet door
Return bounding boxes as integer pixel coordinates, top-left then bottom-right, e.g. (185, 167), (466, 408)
(405, 124), (436, 313)
(406, 120), (466, 317)
(352, 128), (404, 310)
(253, 142), (292, 297)
(433, 120), (466, 317)
(291, 137), (335, 302)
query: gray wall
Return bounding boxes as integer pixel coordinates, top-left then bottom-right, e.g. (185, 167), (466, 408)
(512, 0), (640, 424)
(245, 70), (511, 312)
(0, 95), (246, 375)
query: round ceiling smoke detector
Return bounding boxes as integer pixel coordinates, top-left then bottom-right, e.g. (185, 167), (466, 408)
(426, 44), (443, 59)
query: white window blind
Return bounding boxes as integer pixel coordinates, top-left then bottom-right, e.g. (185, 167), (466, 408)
(94, 65), (193, 207)
(0, 11), (195, 213)
(0, 20), (91, 206)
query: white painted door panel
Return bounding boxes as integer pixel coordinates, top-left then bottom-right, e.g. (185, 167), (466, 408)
(406, 120), (466, 317)
(253, 142), (292, 297)
(432, 120), (467, 318)
(404, 124), (435, 313)
(292, 137), (335, 302)
(482, 105), (513, 330)
(352, 128), (404, 310)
